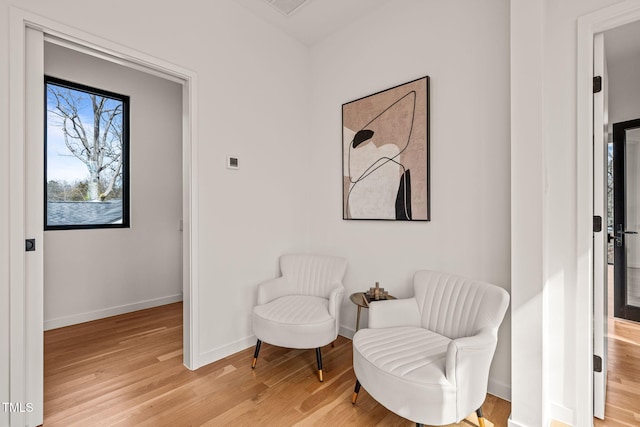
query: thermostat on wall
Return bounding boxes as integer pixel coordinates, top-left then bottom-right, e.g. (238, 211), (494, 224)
(227, 155), (239, 170)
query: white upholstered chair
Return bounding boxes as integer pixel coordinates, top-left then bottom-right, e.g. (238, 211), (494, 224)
(251, 254), (347, 382)
(351, 270), (509, 427)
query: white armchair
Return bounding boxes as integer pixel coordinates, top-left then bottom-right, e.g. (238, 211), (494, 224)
(252, 254), (347, 382)
(351, 270), (509, 427)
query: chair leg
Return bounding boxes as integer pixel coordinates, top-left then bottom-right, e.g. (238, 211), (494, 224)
(252, 339), (262, 369)
(351, 380), (361, 404)
(315, 347), (323, 382)
(476, 407), (486, 427)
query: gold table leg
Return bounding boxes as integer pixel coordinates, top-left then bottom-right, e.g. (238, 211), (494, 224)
(356, 306), (362, 331)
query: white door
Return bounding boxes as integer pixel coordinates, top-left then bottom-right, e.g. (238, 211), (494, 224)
(593, 31), (608, 420)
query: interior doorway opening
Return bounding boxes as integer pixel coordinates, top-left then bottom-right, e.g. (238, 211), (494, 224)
(9, 9), (199, 427)
(592, 18), (640, 425)
(41, 40), (184, 331)
(611, 119), (640, 322)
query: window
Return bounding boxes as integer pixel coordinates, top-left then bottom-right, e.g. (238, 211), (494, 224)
(45, 76), (130, 230)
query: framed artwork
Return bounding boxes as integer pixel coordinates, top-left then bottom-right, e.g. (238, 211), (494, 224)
(342, 76), (430, 221)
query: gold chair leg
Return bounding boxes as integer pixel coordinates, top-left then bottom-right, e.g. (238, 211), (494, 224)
(352, 380), (361, 404)
(252, 339), (262, 369)
(476, 407), (486, 427)
(316, 348), (324, 382)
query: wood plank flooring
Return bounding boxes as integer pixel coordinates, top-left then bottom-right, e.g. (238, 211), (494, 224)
(592, 265), (640, 426)
(44, 302), (510, 426)
(594, 318), (640, 427)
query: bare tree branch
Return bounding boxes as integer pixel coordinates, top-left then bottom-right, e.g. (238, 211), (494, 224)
(47, 84), (124, 201)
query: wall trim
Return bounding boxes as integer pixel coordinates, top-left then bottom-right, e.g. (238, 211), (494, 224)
(44, 294), (183, 331)
(339, 325), (355, 340)
(576, 2), (640, 426)
(507, 417), (528, 427)
(549, 403), (575, 427)
(488, 379), (511, 403)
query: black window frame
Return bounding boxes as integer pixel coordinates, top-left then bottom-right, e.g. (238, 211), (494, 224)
(44, 75), (130, 231)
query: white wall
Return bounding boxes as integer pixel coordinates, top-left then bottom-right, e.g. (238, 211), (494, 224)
(606, 24), (640, 125)
(510, 0), (624, 425)
(608, 53), (640, 124)
(2, 0), (310, 388)
(42, 42), (183, 329)
(308, 0), (512, 399)
(510, 0), (545, 424)
(12, 0), (631, 424)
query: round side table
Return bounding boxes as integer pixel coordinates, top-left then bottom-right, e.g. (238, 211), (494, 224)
(349, 292), (395, 331)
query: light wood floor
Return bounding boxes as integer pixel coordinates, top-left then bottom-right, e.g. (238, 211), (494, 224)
(593, 318), (640, 426)
(44, 302), (510, 426)
(592, 265), (640, 426)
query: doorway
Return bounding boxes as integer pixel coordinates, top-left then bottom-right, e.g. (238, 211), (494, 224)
(41, 41), (184, 330)
(9, 10), (199, 427)
(612, 119), (640, 322)
(591, 16), (640, 425)
(577, 3), (640, 424)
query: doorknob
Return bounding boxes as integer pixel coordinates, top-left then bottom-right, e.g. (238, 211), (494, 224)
(616, 224), (638, 247)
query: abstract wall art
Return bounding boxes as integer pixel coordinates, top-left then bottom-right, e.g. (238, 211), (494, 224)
(342, 76), (430, 221)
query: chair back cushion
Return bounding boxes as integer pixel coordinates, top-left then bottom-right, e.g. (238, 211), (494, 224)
(280, 254), (347, 298)
(413, 270), (509, 340)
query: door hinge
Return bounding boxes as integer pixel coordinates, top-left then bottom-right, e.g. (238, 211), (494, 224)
(25, 238), (36, 252)
(593, 215), (602, 232)
(593, 76), (602, 93)
(594, 355), (603, 373)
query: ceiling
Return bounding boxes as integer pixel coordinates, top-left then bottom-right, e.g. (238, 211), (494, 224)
(232, 1), (640, 87)
(233, 0), (392, 46)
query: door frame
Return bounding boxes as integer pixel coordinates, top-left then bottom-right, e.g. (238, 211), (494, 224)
(9, 8), (200, 426)
(577, 2), (640, 425)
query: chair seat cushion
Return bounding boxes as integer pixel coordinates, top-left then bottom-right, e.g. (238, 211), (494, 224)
(353, 326), (457, 424)
(252, 295), (336, 349)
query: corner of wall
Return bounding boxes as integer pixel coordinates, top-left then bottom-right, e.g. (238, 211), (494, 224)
(199, 335), (257, 369)
(338, 325), (355, 340)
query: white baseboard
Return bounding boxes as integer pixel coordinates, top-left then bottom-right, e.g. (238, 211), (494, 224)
(508, 417), (527, 427)
(549, 403), (575, 426)
(44, 293), (183, 330)
(199, 335), (257, 368)
(488, 378), (512, 402)
(339, 325), (355, 340)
